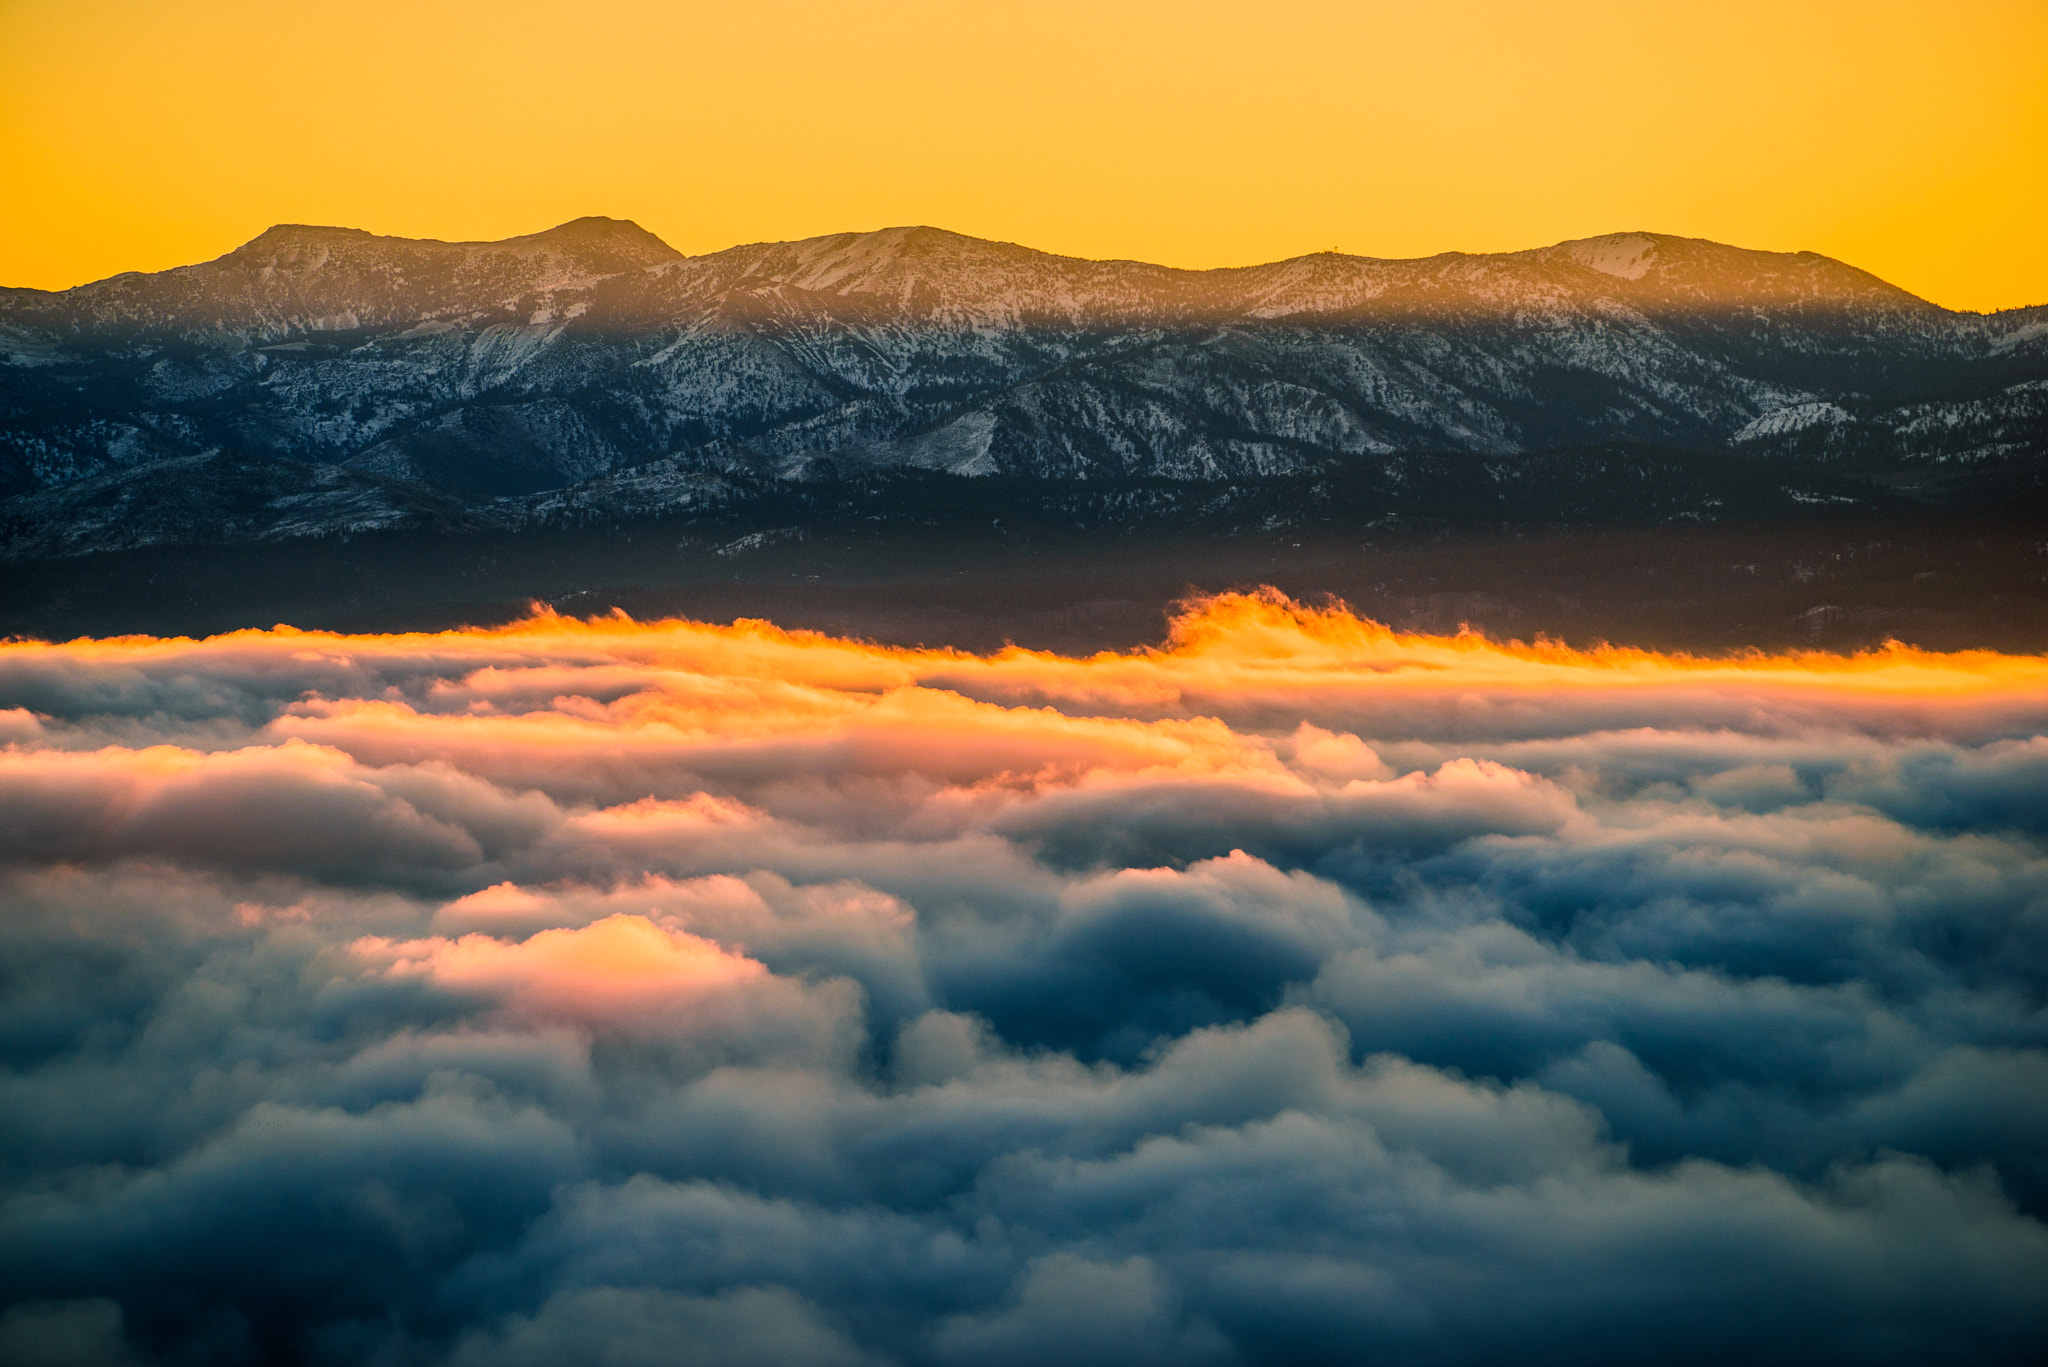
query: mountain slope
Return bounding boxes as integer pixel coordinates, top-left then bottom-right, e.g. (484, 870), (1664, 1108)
(1, 222), (2041, 507)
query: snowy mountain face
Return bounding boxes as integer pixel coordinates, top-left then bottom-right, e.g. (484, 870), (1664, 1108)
(2, 220), (2042, 510)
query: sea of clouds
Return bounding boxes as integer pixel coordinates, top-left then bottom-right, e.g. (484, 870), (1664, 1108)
(1, 592), (2045, 1365)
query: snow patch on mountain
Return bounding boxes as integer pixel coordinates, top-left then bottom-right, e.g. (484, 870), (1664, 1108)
(1991, 319), (2048, 353)
(891, 408), (1000, 476)
(1562, 234), (1661, 281)
(1732, 402), (1849, 444)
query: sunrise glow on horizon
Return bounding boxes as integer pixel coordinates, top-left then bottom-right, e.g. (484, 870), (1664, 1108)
(3, 0), (2045, 311)
(13, 592), (2048, 825)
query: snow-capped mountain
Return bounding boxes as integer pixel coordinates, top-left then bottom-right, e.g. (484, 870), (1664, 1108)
(2, 220), (2042, 517)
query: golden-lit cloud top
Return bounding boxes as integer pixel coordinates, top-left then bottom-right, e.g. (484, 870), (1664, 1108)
(3, 0), (2044, 311)
(4, 595), (2048, 1362)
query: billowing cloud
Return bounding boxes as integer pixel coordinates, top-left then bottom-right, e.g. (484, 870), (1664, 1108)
(1, 594), (2045, 1364)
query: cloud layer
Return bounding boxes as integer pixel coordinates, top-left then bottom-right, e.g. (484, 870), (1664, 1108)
(2, 592), (2045, 1364)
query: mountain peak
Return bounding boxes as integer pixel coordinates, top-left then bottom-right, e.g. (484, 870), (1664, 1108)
(235, 223), (380, 250)
(221, 217), (682, 269)
(543, 214), (648, 234)
(515, 216), (682, 265)
(1558, 232), (1664, 280)
(1542, 231), (1931, 309)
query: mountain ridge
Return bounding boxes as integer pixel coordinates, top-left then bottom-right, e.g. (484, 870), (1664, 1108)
(2, 219), (2041, 528)
(4, 220), (1964, 320)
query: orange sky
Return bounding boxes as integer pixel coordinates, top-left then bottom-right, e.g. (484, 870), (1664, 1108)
(2, 0), (2044, 311)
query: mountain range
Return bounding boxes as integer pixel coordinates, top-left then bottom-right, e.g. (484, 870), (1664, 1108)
(2, 217), (2044, 558)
